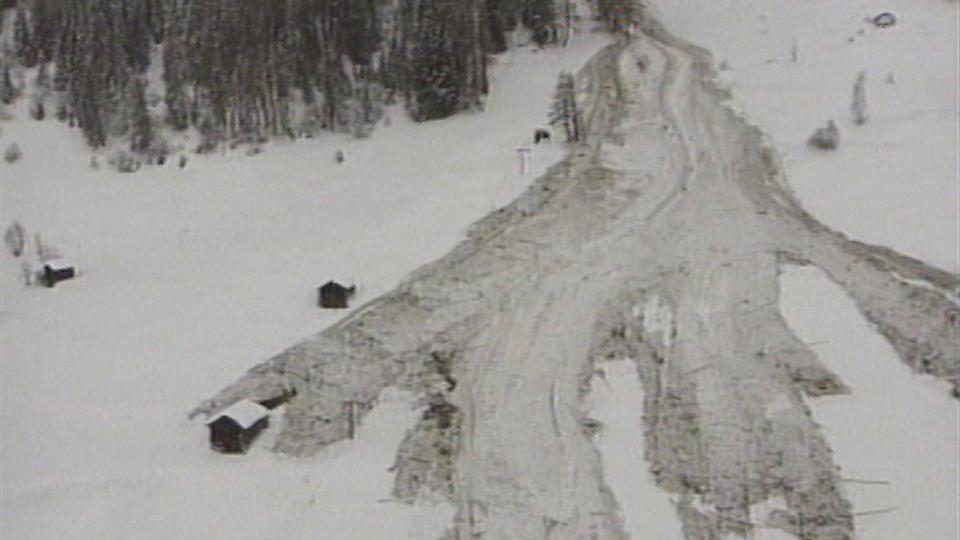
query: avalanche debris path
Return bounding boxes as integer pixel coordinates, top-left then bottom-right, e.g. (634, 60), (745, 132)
(192, 14), (959, 540)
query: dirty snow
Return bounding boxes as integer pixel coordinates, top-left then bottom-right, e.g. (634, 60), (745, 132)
(650, 0), (959, 272)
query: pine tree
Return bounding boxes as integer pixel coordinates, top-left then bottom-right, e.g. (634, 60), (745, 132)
(411, 1), (464, 121)
(15, 8), (39, 67)
(523, 0), (556, 46)
(0, 67), (17, 105)
(127, 76), (153, 152)
(549, 71), (579, 142)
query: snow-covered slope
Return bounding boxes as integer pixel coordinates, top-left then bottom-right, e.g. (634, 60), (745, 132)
(781, 266), (959, 540)
(0, 25), (612, 539)
(650, 0), (959, 272)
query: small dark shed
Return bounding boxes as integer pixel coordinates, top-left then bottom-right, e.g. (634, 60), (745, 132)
(318, 280), (356, 309)
(41, 259), (77, 288)
(206, 400), (270, 454)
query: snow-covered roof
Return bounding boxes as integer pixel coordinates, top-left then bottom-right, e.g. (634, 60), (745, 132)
(42, 258), (75, 271)
(208, 399), (269, 429)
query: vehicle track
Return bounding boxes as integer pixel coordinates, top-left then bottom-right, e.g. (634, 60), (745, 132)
(192, 12), (958, 540)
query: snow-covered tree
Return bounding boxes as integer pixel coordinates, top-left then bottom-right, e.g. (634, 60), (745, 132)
(549, 71), (580, 142)
(0, 67), (18, 105)
(851, 71), (868, 125)
(126, 76), (153, 153)
(523, 0), (557, 46)
(4, 221), (27, 257)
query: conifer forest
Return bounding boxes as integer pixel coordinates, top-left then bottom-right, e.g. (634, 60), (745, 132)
(0, 0), (638, 156)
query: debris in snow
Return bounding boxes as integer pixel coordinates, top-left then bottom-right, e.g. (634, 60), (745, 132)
(870, 12), (897, 28)
(808, 120), (840, 150)
(335, 149), (345, 164)
(4, 142), (22, 163)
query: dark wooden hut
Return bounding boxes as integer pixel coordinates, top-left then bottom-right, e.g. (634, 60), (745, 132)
(318, 281), (356, 309)
(41, 259), (77, 288)
(206, 400), (270, 454)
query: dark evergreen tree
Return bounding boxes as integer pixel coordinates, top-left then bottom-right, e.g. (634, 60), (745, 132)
(0, 67), (18, 105)
(522, 0), (556, 46)
(548, 70), (579, 142)
(411, 1), (464, 121)
(127, 75), (153, 152)
(15, 8), (39, 67)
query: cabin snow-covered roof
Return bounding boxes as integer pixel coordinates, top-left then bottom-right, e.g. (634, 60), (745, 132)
(208, 399), (269, 429)
(42, 258), (75, 271)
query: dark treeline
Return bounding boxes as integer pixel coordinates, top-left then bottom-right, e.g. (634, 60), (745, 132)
(1, 0), (637, 153)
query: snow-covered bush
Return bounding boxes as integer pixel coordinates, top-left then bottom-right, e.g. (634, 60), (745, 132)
(808, 120), (840, 150)
(29, 96), (45, 120)
(108, 150), (141, 173)
(3, 220), (26, 257)
(4, 142), (22, 163)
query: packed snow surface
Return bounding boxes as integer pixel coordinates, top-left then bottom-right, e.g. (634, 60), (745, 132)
(650, 0), (959, 271)
(0, 26), (611, 540)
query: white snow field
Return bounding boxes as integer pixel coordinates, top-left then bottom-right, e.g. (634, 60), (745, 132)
(650, 0), (959, 272)
(588, 359), (684, 539)
(0, 24), (611, 540)
(780, 265), (959, 540)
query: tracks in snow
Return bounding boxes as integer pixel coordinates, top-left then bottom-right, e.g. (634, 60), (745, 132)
(193, 14), (959, 540)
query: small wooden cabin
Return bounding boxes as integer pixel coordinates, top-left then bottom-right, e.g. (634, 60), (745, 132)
(41, 259), (77, 288)
(318, 281), (356, 309)
(206, 400), (270, 454)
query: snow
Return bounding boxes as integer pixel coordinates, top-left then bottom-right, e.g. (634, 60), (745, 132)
(588, 359), (683, 539)
(649, 0), (959, 272)
(642, 295), (674, 348)
(40, 258), (74, 271)
(0, 23), (612, 540)
(779, 265), (960, 540)
(209, 399), (268, 429)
